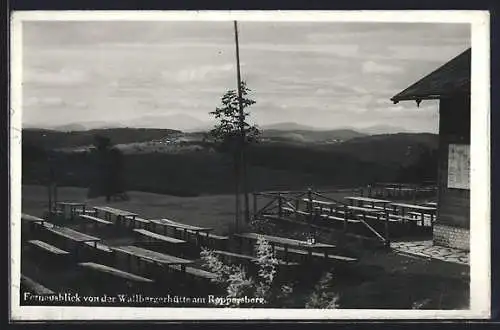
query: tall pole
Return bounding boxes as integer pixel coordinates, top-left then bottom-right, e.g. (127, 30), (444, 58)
(47, 161), (52, 214)
(47, 154), (54, 214)
(234, 20), (250, 224)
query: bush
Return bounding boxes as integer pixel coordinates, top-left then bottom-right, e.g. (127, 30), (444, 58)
(200, 236), (293, 308)
(305, 271), (340, 309)
(201, 237), (342, 308)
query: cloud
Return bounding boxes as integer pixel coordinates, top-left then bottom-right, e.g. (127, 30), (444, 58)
(243, 43), (359, 57)
(172, 64), (236, 83)
(23, 96), (89, 110)
(21, 21), (468, 133)
(387, 45), (470, 62)
(24, 96), (65, 107)
(362, 61), (403, 74)
(24, 68), (89, 85)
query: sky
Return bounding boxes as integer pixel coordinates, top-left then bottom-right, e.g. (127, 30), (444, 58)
(21, 20), (470, 133)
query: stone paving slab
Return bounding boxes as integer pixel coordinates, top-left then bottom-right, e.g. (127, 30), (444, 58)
(391, 240), (469, 265)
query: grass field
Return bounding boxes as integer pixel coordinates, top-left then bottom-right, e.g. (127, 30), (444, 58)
(22, 185), (239, 235)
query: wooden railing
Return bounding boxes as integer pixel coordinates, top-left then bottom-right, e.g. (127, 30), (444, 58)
(252, 188), (391, 246)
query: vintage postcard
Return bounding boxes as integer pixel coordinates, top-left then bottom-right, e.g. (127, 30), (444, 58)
(9, 10), (491, 321)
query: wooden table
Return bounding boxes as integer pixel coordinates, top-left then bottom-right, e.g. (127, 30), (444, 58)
(133, 228), (187, 246)
(28, 240), (70, 255)
(128, 217), (151, 229)
(112, 245), (193, 273)
(79, 214), (114, 231)
(93, 206), (138, 226)
(346, 205), (386, 221)
(21, 213), (45, 225)
(44, 225), (101, 247)
(301, 199), (336, 206)
(390, 202), (437, 226)
(78, 262), (154, 283)
(301, 198), (338, 215)
(234, 232), (336, 261)
(150, 219), (213, 244)
(21, 214), (46, 235)
(56, 202), (87, 220)
(344, 196), (392, 209)
(384, 187), (416, 197)
(21, 274), (55, 295)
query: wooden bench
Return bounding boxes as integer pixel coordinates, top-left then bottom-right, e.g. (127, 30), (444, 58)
(313, 206), (338, 213)
(213, 250), (300, 267)
(284, 206), (344, 220)
(75, 209), (97, 215)
(133, 217), (151, 228)
(347, 205), (385, 214)
(22, 213), (45, 224)
(122, 216), (151, 229)
(166, 266), (219, 295)
(321, 214), (362, 223)
(302, 198), (337, 206)
(282, 207), (362, 224)
(176, 228), (228, 248)
(407, 211), (433, 219)
(80, 214), (113, 226)
(21, 274), (55, 295)
(27, 240), (70, 255)
(181, 266), (218, 281)
(78, 262), (154, 283)
(113, 245), (193, 274)
(151, 220), (213, 241)
(389, 214), (421, 222)
(21, 214), (46, 238)
(80, 241), (114, 264)
(278, 211), (361, 225)
(43, 226), (101, 244)
(134, 229), (187, 244)
(274, 246), (357, 263)
(282, 207), (310, 216)
(84, 241), (113, 253)
(213, 250), (255, 262)
(206, 233), (229, 241)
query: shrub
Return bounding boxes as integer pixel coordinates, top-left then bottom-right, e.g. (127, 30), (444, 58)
(200, 236), (293, 308)
(305, 271), (340, 309)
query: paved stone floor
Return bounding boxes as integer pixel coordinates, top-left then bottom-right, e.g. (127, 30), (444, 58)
(391, 240), (469, 265)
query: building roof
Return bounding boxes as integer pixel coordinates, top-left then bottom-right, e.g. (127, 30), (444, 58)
(391, 48), (470, 104)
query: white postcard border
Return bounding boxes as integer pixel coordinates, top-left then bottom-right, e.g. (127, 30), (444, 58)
(9, 10), (491, 321)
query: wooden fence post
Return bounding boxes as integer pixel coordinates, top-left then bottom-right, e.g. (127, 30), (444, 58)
(294, 198), (299, 220)
(384, 210), (390, 247)
(252, 192), (257, 220)
(307, 189), (313, 223)
(278, 193), (283, 219)
(343, 205), (348, 232)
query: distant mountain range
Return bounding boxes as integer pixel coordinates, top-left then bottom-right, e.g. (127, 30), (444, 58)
(261, 129), (366, 143)
(259, 122), (413, 135)
(356, 124), (413, 135)
(260, 122), (320, 131)
(25, 114), (210, 133)
(24, 117), (425, 136)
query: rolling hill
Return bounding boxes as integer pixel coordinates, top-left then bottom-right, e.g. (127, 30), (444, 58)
(22, 128), (182, 150)
(323, 133), (438, 165)
(261, 128), (366, 143)
(21, 127), (438, 196)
